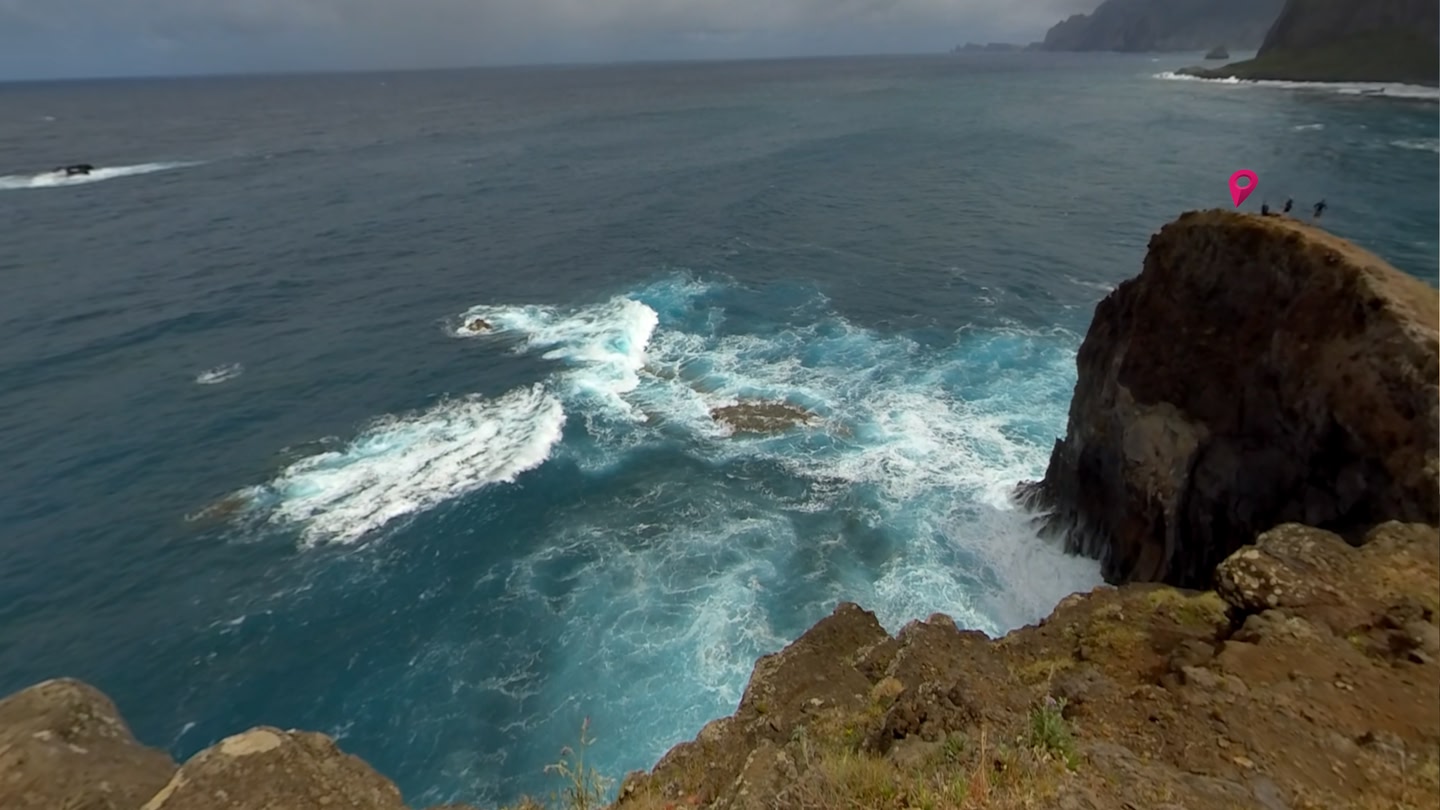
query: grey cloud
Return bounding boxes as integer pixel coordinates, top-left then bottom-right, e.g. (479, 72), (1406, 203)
(0, 0), (1101, 77)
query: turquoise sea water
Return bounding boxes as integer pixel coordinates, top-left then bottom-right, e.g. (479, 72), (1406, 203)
(1, 52), (1436, 806)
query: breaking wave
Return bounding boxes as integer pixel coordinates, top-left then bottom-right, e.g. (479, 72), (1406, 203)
(209, 273), (1102, 804)
(0, 161), (198, 191)
(234, 384), (566, 548)
(1153, 71), (1440, 102)
(1391, 138), (1440, 154)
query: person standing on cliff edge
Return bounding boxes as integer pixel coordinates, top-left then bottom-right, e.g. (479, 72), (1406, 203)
(1313, 199), (1327, 219)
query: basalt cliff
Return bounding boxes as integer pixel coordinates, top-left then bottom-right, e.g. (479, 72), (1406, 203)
(1018, 209), (1438, 589)
(3, 211), (1438, 810)
(1039, 0), (1285, 53)
(1183, 0), (1440, 85)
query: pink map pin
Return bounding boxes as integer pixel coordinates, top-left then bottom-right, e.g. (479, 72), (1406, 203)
(1229, 170), (1258, 207)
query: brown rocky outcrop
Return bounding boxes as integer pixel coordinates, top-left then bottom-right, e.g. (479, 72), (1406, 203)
(140, 727), (413, 810)
(613, 521), (1440, 810)
(1018, 209), (1439, 589)
(0, 683), (474, 810)
(0, 678), (178, 809)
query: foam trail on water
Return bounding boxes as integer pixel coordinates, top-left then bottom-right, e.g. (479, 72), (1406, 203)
(0, 161), (199, 191)
(195, 363), (243, 385)
(237, 384), (566, 547)
(1392, 138), (1440, 154)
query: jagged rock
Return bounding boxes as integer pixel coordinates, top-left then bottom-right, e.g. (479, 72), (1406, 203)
(1020, 210), (1439, 589)
(733, 602), (888, 748)
(139, 726), (411, 810)
(0, 678), (178, 810)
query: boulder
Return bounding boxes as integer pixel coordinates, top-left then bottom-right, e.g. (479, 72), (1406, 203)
(140, 727), (411, 810)
(1020, 210), (1439, 588)
(0, 678), (178, 810)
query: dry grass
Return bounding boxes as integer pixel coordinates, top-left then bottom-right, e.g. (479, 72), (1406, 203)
(1143, 588), (1230, 630)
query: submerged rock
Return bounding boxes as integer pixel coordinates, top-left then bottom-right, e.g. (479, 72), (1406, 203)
(711, 400), (815, 435)
(1019, 210), (1439, 588)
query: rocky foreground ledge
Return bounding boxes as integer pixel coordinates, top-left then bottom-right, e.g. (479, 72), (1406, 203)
(3, 211), (1437, 810)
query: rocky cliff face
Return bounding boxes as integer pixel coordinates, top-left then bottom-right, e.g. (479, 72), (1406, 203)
(611, 521), (1440, 810)
(1258, 0), (1439, 54)
(1184, 0), (1440, 85)
(1019, 210), (1438, 589)
(1040, 0), (1285, 52)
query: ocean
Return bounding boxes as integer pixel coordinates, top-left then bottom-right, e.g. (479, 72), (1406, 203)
(1, 51), (1436, 807)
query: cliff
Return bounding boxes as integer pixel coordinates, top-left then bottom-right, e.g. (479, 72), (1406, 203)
(1184, 0), (1440, 85)
(14, 523), (1436, 809)
(1019, 210), (1438, 589)
(1039, 0), (1285, 52)
(3, 212), (1439, 810)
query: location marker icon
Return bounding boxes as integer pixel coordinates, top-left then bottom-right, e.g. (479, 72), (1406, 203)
(1229, 170), (1258, 207)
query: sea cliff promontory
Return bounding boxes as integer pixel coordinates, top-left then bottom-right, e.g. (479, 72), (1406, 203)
(1039, 0), (1285, 52)
(1019, 209), (1439, 588)
(1182, 0), (1440, 85)
(2, 211), (1438, 809)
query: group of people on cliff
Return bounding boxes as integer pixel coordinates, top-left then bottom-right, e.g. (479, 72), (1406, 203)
(1260, 198), (1326, 219)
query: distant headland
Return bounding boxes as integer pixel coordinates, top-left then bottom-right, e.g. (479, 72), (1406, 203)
(1178, 0), (1440, 86)
(1035, 0), (1285, 53)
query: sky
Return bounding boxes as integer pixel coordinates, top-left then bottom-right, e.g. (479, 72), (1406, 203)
(0, 0), (1099, 80)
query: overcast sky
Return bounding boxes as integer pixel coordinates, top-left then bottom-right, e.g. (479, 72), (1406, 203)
(0, 0), (1099, 80)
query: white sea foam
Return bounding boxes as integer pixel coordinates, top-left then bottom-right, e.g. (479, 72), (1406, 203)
(1392, 138), (1440, 154)
(239, 384), (566, 547)
(195, 363), (243, 385)
(1154, 71), (1440, 101)
(457, 297), (660, 420)
(1292, 123), (1325, 131)
(0, 161), (198, 191)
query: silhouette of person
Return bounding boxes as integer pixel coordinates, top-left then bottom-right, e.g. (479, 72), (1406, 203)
(1283, 199), (1293, 214)
(1313, 199), (1327, 219)
(1261, 202), (1271, 215)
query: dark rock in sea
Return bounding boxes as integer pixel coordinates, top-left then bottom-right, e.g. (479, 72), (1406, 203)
(1018, 210), (1439, 589)
(1039, 0), (1285, 53)
(1205, 45), (1231, 59)
(711, 400), (815, 435)
(1187, 0), (1440, 85)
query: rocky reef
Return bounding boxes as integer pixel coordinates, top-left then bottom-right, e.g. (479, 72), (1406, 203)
(1182, 0), (1440, 85)
(1039, 0), (1285, 53)
(3, 210), (1437, 810)
(1018, 210), (1438, 589)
